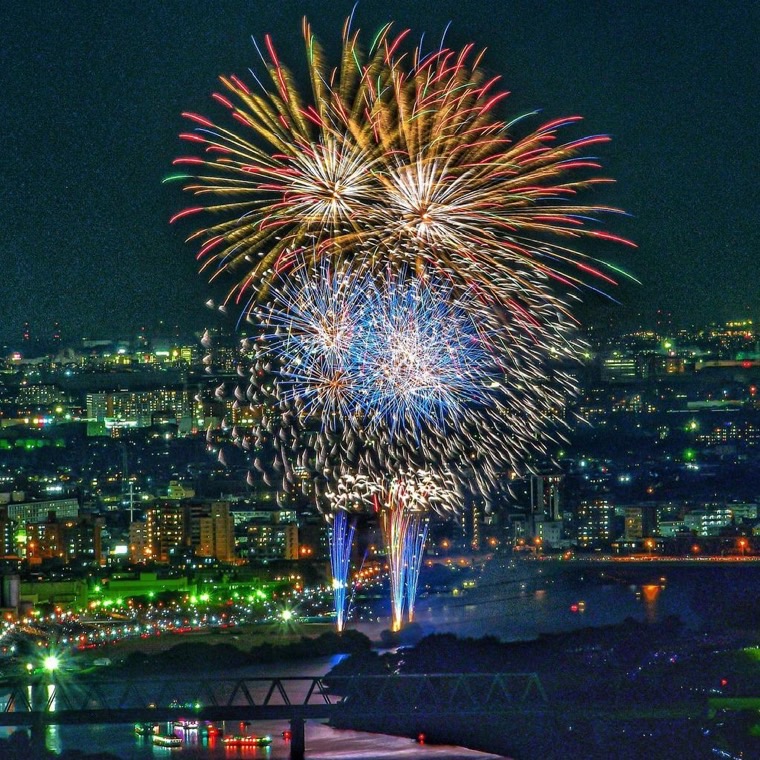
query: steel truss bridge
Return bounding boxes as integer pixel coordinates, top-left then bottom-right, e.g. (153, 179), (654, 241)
(0, 672), (548, 759)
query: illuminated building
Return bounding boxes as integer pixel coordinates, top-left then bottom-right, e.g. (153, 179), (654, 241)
(247, 523), (299, 561)
(534, 519), (563, 548)
(198, 502), (235, 563)
(16, 384), (65, 406)
(27, 518), (64, 563)
(166, 480), (195, 501)
(85, 389), (193, 429)
(471, 505), (481, 551)
(683, 507), (733, 537)
(576, 499), (615, 548)
(530, 473), (562, 521)
(7, 498), (78, 524)
(528, 473), (564, 544)
(145, 503), (188, 562)
(600, 353), (638, 382)
(623, 505), (658, 540)
(129, 520), (151, 563)
(0, 509), (14, 557)
(27, 514), (102, 565)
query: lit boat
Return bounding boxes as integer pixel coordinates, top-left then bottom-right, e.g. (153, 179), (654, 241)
(134, 722), (159, 736)
(173, 718), (199, 729)
(152, 733), (183, 747)
(222, 735), (273, 746)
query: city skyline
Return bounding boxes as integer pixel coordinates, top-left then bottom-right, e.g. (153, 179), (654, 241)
(1, 1), (757, 341)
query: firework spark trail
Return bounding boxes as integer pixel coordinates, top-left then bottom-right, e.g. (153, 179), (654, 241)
(329, 509), (356, 632)
(352, 271), (498, 434)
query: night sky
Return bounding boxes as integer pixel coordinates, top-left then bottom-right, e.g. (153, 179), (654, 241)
(1, 1), (756, 344)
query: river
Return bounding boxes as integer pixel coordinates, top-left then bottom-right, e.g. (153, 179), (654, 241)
(0, 656), (506, 759)
(7, 557), (760, 758)
(357, 556), (760, 641)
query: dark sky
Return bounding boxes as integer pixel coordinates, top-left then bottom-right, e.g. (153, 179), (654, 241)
(1, 1), (757, 344)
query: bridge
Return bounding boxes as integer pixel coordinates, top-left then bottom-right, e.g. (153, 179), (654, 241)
(0, 672), (547, 759)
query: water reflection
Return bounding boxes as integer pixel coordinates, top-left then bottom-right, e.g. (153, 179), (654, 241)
(640, 584), (661, 623)
(45, 684), (61, 754)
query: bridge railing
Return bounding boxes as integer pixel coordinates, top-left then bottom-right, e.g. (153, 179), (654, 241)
(0, 676), (339, 717)
(330, 673), (548, 714)
(0, 672), (547, 722)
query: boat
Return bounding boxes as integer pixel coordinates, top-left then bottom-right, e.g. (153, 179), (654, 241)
(152, 733), (183, 747)
(173, 718), (199, 729)
(134, 722), (159, 736)
(222, 735), (273, 746)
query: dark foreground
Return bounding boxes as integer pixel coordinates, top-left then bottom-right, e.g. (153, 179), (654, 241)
(325, 618), (760, 759)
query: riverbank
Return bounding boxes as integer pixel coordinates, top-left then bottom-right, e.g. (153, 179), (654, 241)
(87, 625), (370, 675)
(78, 621), (336, 664)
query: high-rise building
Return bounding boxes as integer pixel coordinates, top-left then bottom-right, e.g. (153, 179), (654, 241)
(576, 499), (615, 548)
(530, 474), (563, 522)
(129, 521), (151, 563)
(198, 503), (235, 563)
(145, 503), (188, 562)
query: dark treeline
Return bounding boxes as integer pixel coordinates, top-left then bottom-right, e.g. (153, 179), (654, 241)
(116, 629), (371, 673)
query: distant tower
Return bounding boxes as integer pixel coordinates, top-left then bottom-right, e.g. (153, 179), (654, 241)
(471, 505), (481, 551)
(21, 322), (31, 343)
(530, 473), (563, 526)
(52, 321), (61, 346)
(656, 308), (673, 336)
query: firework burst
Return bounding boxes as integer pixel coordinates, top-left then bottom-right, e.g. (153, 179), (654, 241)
(170, 18), (635, 320)
(249, 262), (581, 496)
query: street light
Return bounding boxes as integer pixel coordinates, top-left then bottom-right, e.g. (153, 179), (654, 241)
(43, 655), (60, 673)
(738, 538), (748, 558)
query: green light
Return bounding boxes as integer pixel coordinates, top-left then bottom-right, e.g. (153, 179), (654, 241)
(190, 595), (198, 604)
(199, 593), (209, 602)
(281, 609), (293, 622)
(683, 448), (696, 461)
(43, 655), (59, 672)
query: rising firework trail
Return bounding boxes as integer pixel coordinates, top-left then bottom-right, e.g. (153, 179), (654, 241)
(329, 509), (356, 632)
(372, 472), (455, 632)
(403, 515), (429, 625)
